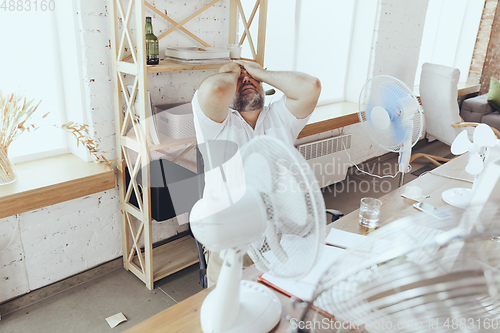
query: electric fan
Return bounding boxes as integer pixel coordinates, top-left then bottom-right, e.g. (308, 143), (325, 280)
(294, 207), (500, 333)
(442, 123), (498, 209)
(358, 76), (424, 186)
(190, 135), (326, 333)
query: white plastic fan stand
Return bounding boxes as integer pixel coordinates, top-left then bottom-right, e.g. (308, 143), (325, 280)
(442, 176), (478, 209)
(200, 248), (281, 333)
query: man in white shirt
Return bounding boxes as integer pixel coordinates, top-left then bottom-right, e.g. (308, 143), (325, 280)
(192, 60), (321, 286)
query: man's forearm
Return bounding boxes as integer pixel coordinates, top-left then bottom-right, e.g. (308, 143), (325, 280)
(233, 60), (321, 119)
(259, 70), (321, 102)
(197, 67), (239, 123)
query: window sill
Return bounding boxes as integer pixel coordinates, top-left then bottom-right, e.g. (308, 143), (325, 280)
(0, 154), (115, 219)
(298, 102), (359, 139)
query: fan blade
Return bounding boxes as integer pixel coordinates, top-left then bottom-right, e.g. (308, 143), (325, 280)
(265, 224), (288, 263)
(244, 152), (272, 193)
(387, 116), (409, 146)
(466, 152), (484, 175)
(451, 130), (472, 155)
(379, 82), (403, 120)
(473, 123), (497, 148)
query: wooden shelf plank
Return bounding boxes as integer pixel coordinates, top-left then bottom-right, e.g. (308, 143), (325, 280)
(146, 59), (228, 73)
(152, 235), (199, 282)
(124, 130), (195, 152)
(0, 154), (115, 219)
(149, 132), (196, 151)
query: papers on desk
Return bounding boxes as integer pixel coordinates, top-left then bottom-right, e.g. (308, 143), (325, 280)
(325, 228), (366, 249)
(260, 225), (445, 302)
(261, 229), (374, 302)
(261, 245), (345, 302)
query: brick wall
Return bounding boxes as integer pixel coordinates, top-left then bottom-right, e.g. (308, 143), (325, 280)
(480, 1), (500, 93)
(469, 0), (499, 91)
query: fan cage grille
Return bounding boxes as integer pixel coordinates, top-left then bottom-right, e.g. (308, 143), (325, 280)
(307, 206), (500, 333)
(358, 75), (423, 153)
(240, 136), (327, 279)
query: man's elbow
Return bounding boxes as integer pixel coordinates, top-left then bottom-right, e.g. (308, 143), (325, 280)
(310, 77), (321, 99)
(201, 80), (235, 102)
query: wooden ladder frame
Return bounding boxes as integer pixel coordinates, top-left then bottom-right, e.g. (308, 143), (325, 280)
(109, 0), (268, 290)
(229, 0), (268, 66)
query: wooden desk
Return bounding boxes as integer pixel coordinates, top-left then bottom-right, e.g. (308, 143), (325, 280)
(126, 155), (473, 333)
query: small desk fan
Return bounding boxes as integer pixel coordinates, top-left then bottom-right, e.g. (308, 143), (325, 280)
(190, 136), (326, 333)
(442, 123), (498, 208)
(358, 75), (424, 186)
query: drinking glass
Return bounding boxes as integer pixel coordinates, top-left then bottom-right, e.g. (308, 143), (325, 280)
(359, 197), (382, 228)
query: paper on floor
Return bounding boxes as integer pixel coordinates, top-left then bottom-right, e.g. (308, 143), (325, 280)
(106, 313), (127, 329)
(261, 245), (346, 302)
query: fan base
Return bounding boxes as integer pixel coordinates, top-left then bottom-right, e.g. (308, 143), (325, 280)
(442, 188), (472, 209)
(200, 280), (281, 333)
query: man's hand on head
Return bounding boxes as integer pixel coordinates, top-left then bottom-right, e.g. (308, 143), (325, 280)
(219, 61), (241, 76)
(233, 60), (266, 82)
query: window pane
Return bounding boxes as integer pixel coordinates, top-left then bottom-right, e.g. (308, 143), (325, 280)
(251, 0), (357, 105)
(415, 0), (484, 86)
(0, 11), (67, 162)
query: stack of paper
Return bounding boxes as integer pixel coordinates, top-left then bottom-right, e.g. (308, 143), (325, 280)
(261, 245), (346, 302)
(165, 47), (231, 65)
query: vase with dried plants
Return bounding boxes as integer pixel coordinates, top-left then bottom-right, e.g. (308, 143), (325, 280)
(0, 91), (112, 186)
(0, 92), (40, 185)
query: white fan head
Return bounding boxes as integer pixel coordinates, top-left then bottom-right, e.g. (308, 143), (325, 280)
(242, 136), (326, 279)
(190, 136), (326, 279)
(358, 75), (424, 153)
(450, 124), (497, 175)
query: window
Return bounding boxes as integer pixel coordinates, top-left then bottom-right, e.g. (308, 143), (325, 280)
(239, 0), (378, 105)
(0, 1), (86, 163)
(415, 0), (484, 86)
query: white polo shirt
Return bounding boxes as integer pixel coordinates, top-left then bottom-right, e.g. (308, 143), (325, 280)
(192, 90), (310, 204)
(192, 90), (309, 164)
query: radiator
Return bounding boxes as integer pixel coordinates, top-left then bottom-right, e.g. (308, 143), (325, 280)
(297, 134), (351, 188)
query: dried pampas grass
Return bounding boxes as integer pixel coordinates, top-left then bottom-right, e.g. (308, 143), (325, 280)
(0, 91), (114, 170)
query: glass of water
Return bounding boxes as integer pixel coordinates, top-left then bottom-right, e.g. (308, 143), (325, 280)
(359, 197), (383, 228)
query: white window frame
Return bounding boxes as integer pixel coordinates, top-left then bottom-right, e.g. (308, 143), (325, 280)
(414, 0), (485, 86)
(2, 0), (90, 164)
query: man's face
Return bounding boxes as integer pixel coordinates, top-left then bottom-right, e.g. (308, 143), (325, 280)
(231, 67), (264, 112)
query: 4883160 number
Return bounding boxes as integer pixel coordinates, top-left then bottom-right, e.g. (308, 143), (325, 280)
(1, 0), (55, 11)
(443, 318), (499, 330)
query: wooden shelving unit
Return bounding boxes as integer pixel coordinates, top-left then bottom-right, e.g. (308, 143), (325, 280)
(109, 0), (268, 290)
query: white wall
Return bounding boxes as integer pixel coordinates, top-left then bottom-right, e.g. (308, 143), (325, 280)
(371, 0), (429, 88)
(0, 0), (229, 303)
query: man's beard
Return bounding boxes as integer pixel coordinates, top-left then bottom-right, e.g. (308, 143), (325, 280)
(231, 89), (264, 112)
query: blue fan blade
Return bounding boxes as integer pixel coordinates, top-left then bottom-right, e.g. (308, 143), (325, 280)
(380, 82), (405, 120)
